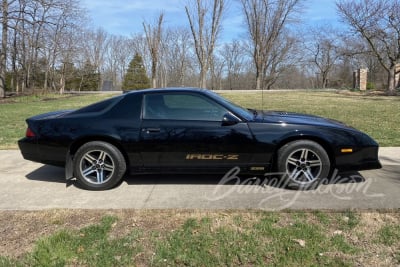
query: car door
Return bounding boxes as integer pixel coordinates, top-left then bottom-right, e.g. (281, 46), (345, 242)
(138, 92), (259, 171)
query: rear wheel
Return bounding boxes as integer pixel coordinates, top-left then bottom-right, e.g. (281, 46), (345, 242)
(73, 141), (126, 190)
(277, 140), (330, 190)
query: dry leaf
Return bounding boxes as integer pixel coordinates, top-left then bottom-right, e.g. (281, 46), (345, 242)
(293, 239), (306, 247)
(333, 230), (343, 235)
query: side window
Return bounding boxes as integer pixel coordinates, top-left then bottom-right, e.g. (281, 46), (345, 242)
(143, 94), (168, 119)
(143, 93), (228, 121)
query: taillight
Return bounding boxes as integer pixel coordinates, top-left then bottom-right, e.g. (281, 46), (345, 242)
(26, 127), (36, 137)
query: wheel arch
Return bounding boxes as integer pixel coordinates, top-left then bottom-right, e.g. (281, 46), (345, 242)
(272, 134), (336, 169)
(68, 136), (130, 168)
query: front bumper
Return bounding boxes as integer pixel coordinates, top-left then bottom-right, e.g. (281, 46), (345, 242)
(335, 146), (382, 172)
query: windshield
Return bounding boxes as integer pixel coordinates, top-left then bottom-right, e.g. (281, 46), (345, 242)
(204, 90), (254, 121)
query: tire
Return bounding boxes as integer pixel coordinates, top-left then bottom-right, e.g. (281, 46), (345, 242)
(277, 140), (330, 190)
(73, 141), (126, 190)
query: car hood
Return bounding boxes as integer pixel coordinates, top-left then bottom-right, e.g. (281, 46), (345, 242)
(255, 110), (352, 129)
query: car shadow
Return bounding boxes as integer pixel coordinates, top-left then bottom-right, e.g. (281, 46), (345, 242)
(26, 165), (66, 183)
(124, 171), (366, 189)
(25, 165), (366, 190)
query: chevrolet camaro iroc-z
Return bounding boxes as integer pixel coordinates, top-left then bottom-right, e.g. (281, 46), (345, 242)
(18, 88), (382, 190)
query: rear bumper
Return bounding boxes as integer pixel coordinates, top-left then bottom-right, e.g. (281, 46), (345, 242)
(18, 138), (39, 162)
(18, 138), (66, 167)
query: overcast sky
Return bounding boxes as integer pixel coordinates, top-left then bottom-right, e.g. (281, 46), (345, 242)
(81, 0), (341, 41)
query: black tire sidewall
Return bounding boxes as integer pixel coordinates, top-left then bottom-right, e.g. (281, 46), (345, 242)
(277, 140), (330, 190)
(73, 141), (126, 190)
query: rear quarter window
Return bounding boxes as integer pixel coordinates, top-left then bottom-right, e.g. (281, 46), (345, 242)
(108, 94), (142, 121)
(74, 96), (122, 114)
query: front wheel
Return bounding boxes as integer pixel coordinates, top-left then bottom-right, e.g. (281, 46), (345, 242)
(277, 140), (330, 190)
(73, 141), (126, 190)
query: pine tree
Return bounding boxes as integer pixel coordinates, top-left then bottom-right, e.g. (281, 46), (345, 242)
(122, 53), (151, 90)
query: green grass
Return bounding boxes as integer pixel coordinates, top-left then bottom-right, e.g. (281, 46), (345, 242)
(0, 216), (142, 267)
(0, 90), (399, 148)
(0, 211), (367, 266)
(2, 210), (399, 266)
(30, 216), (142, 267)
(376, 224), (400, 246)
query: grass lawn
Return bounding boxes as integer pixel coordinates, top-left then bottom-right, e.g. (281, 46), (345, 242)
(0, 210), (399, 266)
(0, 90), (399, 148)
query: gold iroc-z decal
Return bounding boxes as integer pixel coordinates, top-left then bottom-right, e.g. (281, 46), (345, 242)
(186, 154), (239, 160)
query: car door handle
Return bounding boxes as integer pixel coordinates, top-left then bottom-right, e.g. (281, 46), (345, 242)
(143, 128), (161, 134)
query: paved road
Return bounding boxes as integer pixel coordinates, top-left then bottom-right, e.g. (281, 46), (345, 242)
(0, 148), (399, 211)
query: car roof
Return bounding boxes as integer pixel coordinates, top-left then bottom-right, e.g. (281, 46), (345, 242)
(123, 87), (209, 95)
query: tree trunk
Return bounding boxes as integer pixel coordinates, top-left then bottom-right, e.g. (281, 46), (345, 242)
(322, 71), (328, 89)
(59, 63), (65, 94)
(180, 59), (185, 87)
(143, 13), (164, 89)
(0, 0), (8, 98)
(151, 66), (157, 88)
(255, 76), (261, 90)
(199, 66), (207, 88)
(255, 67), (261, 90)
(387, 65), (396, 95)
(44, 70), (48, 91)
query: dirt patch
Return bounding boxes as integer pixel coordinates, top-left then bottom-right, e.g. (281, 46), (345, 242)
(0, 209), (206, 259)
(1, 209), (399, 265)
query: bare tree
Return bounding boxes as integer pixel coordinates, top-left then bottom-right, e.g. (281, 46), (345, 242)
(87, 28), (109, 75)
(185, 0), (225, 88)
(2, 0), (85, 94)
(81, 27), (110, 90)
(210, 54), (224, 89)
(0, 0), (7, 97)
(239, 0), (303, 90)
(219, 40), (246, 90)
(103, 35), (134, 88)
(43, 0), (85, 92)
(304, 25), (343, 88)
(0, 0), (15, 97)
(143, 13), (164, 88)
(337, 0), (400, 94)
(163, 27), (193, 87)
(264, 34), (298, 89)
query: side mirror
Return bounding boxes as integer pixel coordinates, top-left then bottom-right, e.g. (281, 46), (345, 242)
(222, 113), (239, 126)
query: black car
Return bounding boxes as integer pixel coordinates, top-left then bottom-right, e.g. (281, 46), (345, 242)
(18, 88), (381, 190)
